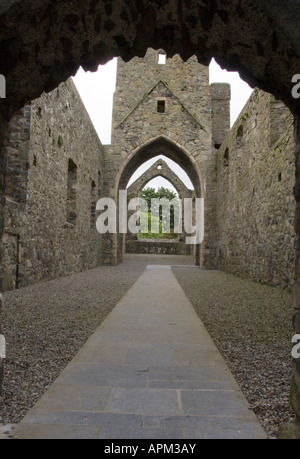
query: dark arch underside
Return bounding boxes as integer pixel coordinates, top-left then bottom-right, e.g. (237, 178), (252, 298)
(0, 0), (300, 123)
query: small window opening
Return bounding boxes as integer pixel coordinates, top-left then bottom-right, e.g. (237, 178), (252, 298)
(67, 159), (77, 225)
(223, 148), (229, 167)
(98, 171), (101, 197)
(158, 53), (166, 65)
(157, 164), (162, 170)
(278, 173), (282, 182)
(157, 100), (165, 113)
(237, 125), (244, 138)
(91, 181), (96, 228)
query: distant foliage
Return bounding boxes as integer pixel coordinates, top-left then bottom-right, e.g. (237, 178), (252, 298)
(139, 187), (179, 239)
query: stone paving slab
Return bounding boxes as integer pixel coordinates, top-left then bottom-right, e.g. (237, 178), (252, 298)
(13, 265), (267, 439)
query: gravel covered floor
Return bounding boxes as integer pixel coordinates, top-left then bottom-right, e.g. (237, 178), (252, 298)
(172, 266), (295, 438)
(0, 254), (296, 438)
(0, 255), (190, 428)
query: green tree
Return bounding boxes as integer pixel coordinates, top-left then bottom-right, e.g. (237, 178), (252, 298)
(139, 187), (179, 236)
(156, 187), (177, 201)
(140, 187), (158, 211)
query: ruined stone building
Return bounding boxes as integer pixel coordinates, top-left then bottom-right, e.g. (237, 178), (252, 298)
(0, 49), (296, 435)
(0, 0), (300, 435)
(0, 48), (295, 292)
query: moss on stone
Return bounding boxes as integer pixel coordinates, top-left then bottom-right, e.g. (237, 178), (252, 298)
(57, 135), (63, 147)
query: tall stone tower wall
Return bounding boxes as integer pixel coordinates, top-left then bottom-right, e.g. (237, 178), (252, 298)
(104, 48), (227, 267)
(112, 49), (211, 132)
(210, 83), (231, 148)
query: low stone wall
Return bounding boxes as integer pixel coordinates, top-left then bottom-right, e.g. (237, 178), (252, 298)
(126, 239), (193, 256)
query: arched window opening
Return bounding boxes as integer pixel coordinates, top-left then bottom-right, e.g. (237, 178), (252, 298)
(138, 178), (179, 240)
(91, 180), (96, 228)
(66, 159), (77, 225)
(224, 148), (229, 167)
(237, 125), (244, 139)
(98, 171), (101, 197)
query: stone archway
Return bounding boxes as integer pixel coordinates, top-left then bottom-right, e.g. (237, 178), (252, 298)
(0, 1), (300, 120)
(0, 0), (300, 435)
(126, 158), (195, 259)
(127, 159), (194, 200)
(107, 135), (204, 267)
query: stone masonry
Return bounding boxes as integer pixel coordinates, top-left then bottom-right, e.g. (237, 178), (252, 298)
(0, 46), (298, 431)
(0, 50), (294, 291)
(126, 158), (194, 256)
(216, 89), (295, 289)
(0, 1), (300, 433)
(103, 48), (230, 267)
(1, 79), (104, 291)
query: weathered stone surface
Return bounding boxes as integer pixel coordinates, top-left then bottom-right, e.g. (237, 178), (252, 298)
(126, 240), (192, 256)
(216, 89), (295, 288)
(0, 0), (299, 122)
(0, 293), (3, 395)
(126, 159), (194, 257)
(1, 79), (104, 289)
(210, 83), (231, 148)
(0, 0), (300, 434)
(104, 49), (227, 267)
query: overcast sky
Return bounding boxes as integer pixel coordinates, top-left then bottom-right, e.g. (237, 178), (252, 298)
(73, 57), (253, 191)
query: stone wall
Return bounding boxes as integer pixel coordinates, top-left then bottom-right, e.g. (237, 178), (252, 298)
(216, 88), (295, 288)
(291, 117), (300, 433)
(1, 79), (104, 291)
(104, 48), (230, 267)
(1, 0), (300, 124)
(211, 83), (231, 149)
(0, 0), (300, 430)
(126, 239), (192, 255)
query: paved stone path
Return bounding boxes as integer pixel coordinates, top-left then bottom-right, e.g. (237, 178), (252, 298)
(13, 265), (266, 439)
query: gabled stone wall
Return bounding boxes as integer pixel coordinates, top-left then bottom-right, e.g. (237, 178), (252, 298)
(104, 49), (230, 267)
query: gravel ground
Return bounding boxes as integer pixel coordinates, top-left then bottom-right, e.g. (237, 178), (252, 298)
(0, 254), (190, 428)
(0, 254), (296, 439)
(172, 267), (296, 438)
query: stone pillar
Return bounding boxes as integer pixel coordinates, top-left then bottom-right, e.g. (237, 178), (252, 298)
(0, 116), (7, 395)
(0, 294), (4, 395)
(210, 83), (231, 148)
(292, 116), (300, 431)
(278, 115), (300, 438)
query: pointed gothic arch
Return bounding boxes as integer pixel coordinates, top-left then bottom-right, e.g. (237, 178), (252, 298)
(112, 135), (203, 266)
(116, 135), (204, 198)
(125, 158), (195, 258)
(126, 158), (193, 200)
